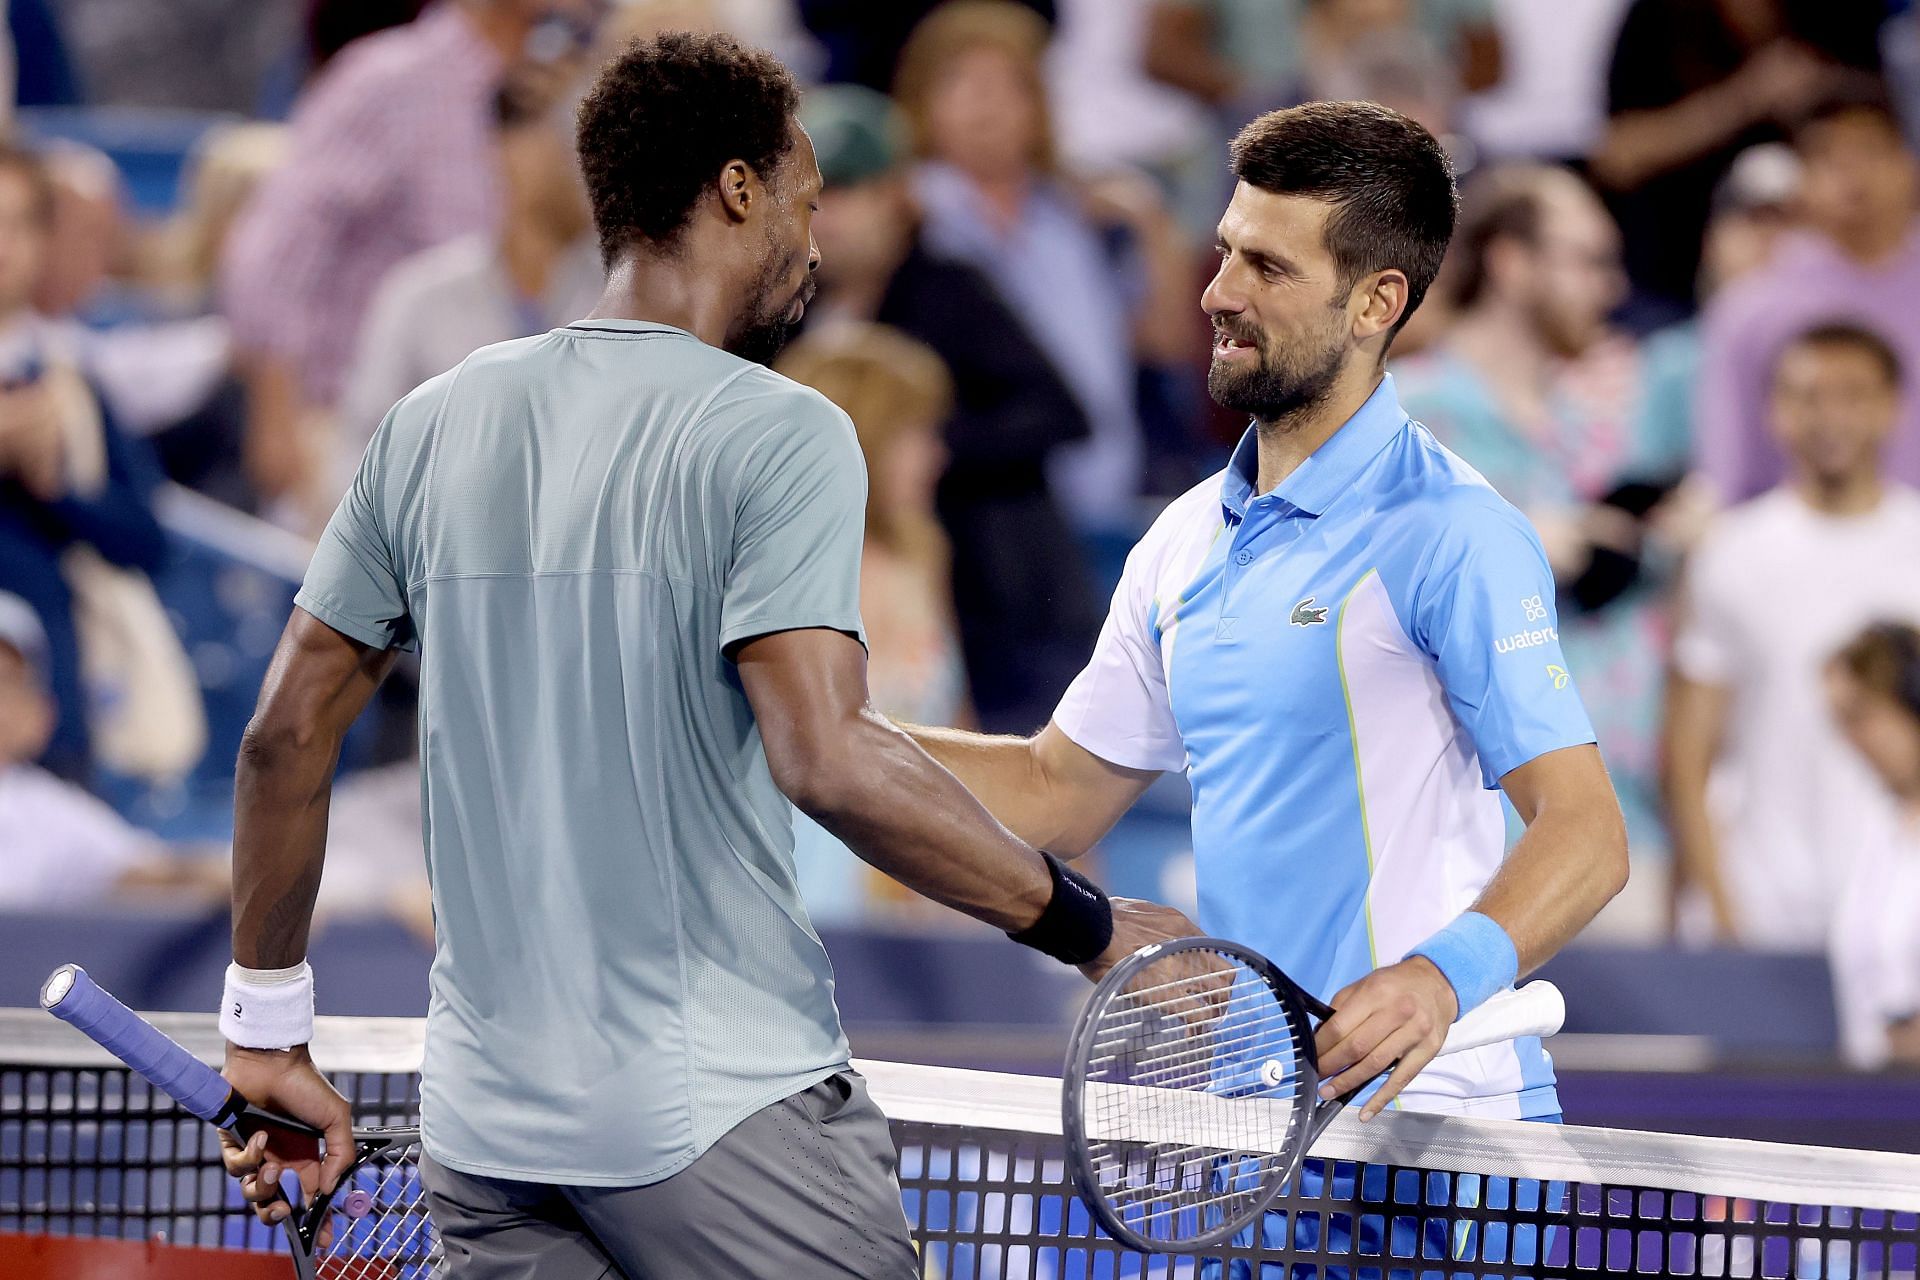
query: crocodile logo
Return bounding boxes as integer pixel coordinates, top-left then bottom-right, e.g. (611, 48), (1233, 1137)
(1290, 597), (1329, 627)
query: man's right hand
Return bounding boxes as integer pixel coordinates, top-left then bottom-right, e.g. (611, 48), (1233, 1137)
(219, 1044), (356, 1227)
(1079, 897), (1202, 984)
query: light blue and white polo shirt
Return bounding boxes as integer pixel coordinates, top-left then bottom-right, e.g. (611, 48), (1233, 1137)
(1055, 374), (1595, 1119)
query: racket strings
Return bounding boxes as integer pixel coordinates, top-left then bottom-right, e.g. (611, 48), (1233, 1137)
(309, 1138), (445, 1279)
(1089, 989), (1309, 1087)
(1088, 1000), (1316, 1076)
(1078, 947), (1311, 1245)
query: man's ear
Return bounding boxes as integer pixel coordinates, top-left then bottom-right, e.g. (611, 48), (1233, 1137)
(1351, 269), (1410, 344)
(718, 159), (754, 223)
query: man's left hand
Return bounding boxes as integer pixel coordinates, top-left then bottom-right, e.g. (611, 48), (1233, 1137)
(1312, 956), (1459, 1120)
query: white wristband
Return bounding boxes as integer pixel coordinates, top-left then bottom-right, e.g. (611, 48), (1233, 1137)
(219, 961), (315, 1049)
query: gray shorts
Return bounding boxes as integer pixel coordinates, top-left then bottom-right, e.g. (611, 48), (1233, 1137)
(421, 1071), (919, 1279)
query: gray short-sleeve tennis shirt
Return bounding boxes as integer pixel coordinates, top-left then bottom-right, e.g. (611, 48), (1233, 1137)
(295, 319), (866, 1185)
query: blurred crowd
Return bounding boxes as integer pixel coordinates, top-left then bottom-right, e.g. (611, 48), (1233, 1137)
(4, 0), (1920, 1068)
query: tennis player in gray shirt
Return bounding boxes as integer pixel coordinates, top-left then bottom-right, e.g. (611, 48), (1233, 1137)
(214, 31), (1195, 1280)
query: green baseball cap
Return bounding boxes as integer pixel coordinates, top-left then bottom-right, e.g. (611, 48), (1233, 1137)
(800, 84), (908, 188)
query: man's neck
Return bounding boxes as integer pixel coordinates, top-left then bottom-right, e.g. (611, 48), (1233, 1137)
(1252, 364), (1385, 495)
(586, 250), (742, 349)
(1795, 471), (1886, 517)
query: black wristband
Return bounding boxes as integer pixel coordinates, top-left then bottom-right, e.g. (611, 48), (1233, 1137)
(1006, 851), (1114, 966)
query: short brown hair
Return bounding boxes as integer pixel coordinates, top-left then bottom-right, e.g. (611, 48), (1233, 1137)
(1228, 101), (1457, 338)
(893, 1), (1055, 171)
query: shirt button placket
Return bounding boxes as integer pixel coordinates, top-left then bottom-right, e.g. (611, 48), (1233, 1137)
(1219, 521), (1252, 644)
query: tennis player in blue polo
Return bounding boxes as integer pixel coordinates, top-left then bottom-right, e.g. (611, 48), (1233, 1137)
(911, 101), (1628, 1128)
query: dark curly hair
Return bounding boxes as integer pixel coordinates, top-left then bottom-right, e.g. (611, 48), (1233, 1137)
(575, 31), (800, 263)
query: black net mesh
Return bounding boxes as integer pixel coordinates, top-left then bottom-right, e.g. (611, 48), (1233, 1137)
(894, 1119), (1920, 1279)
(2, 1063), (421, 1260)
(5, 1056), (1919, 1278)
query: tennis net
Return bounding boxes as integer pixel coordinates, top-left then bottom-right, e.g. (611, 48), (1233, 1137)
(4, 1009), (1919, 1278)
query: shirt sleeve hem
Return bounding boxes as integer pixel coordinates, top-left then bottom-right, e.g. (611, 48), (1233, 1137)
(1481, 734), (1599, 791)
(1052, 711), (1185, 774)
(294, 590), (408, 652)
(718, 614), (869, 659)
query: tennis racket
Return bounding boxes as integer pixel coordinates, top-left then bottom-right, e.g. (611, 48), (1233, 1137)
(40, 964), (444, 1280)
(1062, 937), (1566, 1253)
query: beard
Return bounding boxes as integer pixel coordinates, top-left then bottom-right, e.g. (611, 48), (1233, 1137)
(1206, 310), (1349, 425)
(727, 246), (814, 367)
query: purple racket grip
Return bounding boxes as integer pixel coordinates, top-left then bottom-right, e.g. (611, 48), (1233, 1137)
(40, 964), (236, 1125)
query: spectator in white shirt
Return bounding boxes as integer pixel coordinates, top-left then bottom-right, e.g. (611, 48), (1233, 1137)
(0, 592), (222, 908)
(1665, 323), (1920, 950)
(1824, 622), (1920, 1068)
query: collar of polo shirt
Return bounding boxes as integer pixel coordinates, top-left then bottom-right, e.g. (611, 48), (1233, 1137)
(1220, 374), (1412, 522)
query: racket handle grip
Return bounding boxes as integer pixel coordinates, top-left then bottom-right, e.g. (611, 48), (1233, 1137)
(1440, 980), (1565, 1056)
(40, 964), (242, 1126)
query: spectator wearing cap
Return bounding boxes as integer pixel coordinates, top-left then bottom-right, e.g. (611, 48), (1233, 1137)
(803, 82), (1102, 732)
(1695, 92), (1920, 503)
(0, 593), (222, 908)
(219, 0), (596, 514)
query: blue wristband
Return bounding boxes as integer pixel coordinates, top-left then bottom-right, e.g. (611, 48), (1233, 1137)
(1407, 912), (1518, 1019)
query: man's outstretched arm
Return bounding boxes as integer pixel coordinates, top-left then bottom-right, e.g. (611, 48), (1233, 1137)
(734, 628), (1189, 974)
(901, 721), (1159, 857)
(224, 608), (396, 1219)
